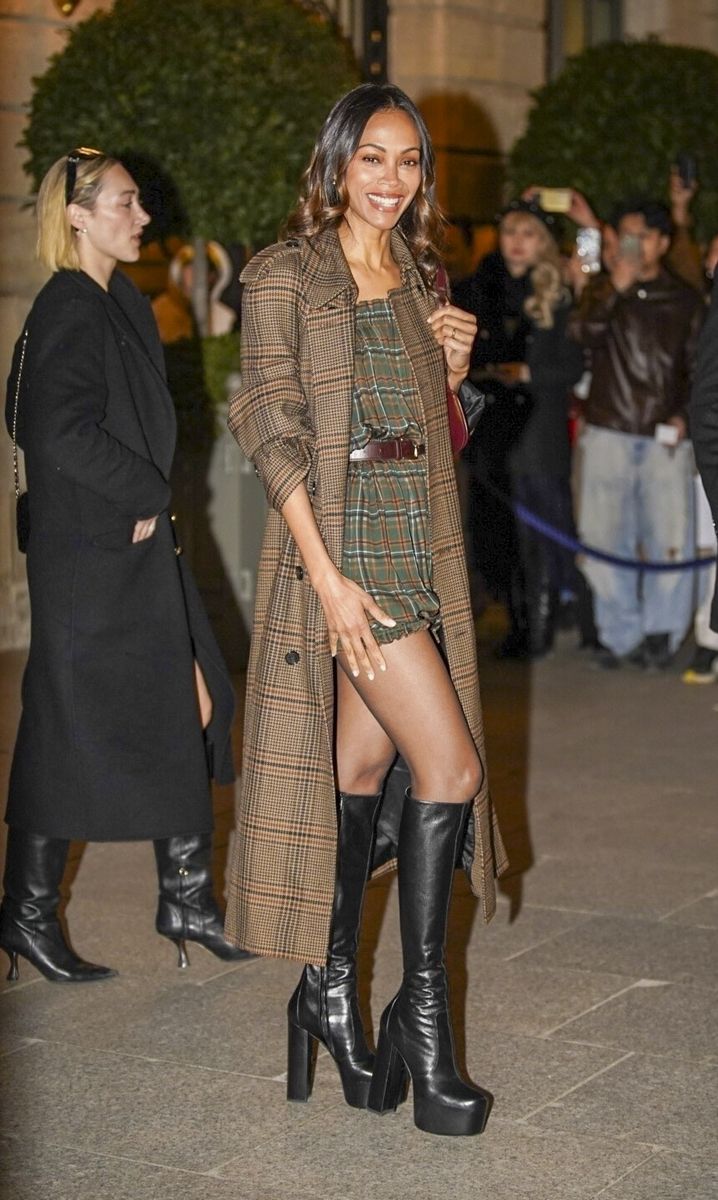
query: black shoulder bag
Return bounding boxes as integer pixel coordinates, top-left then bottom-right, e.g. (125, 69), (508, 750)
(11, 329), (30, 553)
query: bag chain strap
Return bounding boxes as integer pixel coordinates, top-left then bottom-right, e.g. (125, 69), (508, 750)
(11, 329), (28, 500)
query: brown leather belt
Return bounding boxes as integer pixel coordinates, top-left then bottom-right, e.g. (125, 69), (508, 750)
(349, 438), (426, 462)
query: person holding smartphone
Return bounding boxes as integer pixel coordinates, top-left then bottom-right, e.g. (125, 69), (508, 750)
(569, 200), (705, 669)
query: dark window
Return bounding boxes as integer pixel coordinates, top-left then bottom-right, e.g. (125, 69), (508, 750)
(549, 0), (622, 77)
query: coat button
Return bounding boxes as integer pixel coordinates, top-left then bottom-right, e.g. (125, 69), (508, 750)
(285, 650), (300, 665)
(295, 565), (304, 580)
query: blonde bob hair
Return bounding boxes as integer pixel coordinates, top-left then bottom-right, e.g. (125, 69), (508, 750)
(499, 210), (567, 330)
(36, 150), (118, 272)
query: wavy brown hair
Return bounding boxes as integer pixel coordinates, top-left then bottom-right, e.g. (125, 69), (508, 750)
(285, 83), (445, 288)
(499, 211), (567, 330)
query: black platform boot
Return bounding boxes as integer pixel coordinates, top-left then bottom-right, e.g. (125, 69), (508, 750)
(287, 791), (383, 1109)
(0, 828), (116, 983)
(368, 792), (493, 1136)
(153, 834), (252, 967)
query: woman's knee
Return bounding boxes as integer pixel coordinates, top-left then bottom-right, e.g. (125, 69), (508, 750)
(337, 752), (395, 797)
(412, 752), (484, 804)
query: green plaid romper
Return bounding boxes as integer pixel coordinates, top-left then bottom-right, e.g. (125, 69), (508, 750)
(341, 295), (441, 644)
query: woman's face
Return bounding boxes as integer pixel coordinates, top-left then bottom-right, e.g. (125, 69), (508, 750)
(71, 162), (150, 270)
(500, 215), (545, 276)
(341, 108), (422, 237)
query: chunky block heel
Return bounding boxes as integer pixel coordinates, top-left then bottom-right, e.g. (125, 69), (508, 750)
(367, 1011), (409, 1114)
(285, 792), (384, 1109)
(286, 1020), (317, 1102)
(367, 793), (495, 1137)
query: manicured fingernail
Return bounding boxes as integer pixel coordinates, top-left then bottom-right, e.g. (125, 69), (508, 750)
(352, 669), (359, 677)
(380, 662), (386, 671)
(367, 672), (374, 681)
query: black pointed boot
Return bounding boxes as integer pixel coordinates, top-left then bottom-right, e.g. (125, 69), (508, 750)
(0, 828), (116, 983)
(153, 834), (252, 967)
(368, 792), (493, 1136)
(287, 791), (383, 1109)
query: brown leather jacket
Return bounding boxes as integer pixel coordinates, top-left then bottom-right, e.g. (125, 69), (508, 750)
(569, 269), (705, 435)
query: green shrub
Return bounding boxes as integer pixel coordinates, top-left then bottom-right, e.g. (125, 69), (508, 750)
(22, 0), (359, 246)
(509, 40), (718, 240)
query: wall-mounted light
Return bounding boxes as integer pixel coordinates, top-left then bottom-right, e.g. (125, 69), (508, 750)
(53, 0), (82, 15)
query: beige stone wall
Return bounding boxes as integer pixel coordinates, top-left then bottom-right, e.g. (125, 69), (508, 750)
(0, 0), (111, 648)
(624, 0), (718, 52)
(389, 0), (546, 220)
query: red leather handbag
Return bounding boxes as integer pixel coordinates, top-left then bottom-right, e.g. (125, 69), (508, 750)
(434, 265), (483, 456)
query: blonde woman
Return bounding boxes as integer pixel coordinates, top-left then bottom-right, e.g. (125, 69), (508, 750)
(455, 199), (585, 657)
(1, 150), (247, 982)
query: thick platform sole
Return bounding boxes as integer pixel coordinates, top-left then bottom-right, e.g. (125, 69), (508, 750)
(287, 1018), (373, 1109)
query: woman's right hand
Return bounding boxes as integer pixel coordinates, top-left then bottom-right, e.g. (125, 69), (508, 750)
(313, 565), (396, 680)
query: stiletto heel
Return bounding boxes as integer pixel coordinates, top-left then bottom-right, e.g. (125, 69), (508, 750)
(153, 836), (251, 965)
(286, 1020), (317, 1102)
(173, 937), (189, 969)
(367, 1011), (409, 1114)
(0, 830), (116, 983)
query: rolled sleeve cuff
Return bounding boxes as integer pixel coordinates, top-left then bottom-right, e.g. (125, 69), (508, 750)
(253, 437), (313, 512)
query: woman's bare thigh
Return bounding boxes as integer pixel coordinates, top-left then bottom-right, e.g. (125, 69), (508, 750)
(336, 629), (482, 804)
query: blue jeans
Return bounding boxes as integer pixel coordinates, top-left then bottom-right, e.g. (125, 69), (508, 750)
(578, 425), (695, 656)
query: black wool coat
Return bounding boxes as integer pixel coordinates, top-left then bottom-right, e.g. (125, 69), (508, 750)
(690, 285), (718, 630)
(5, 268), (234, 841)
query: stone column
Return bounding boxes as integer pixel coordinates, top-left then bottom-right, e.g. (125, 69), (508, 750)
(388, 0), (546, 221)
(0, 0), (111, 648)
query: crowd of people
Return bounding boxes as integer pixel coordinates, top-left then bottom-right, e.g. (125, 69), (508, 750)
(451, 170), (717, 676)
(4, 82), (718, 1148)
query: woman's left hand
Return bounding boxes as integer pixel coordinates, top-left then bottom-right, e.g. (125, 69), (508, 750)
(427, 303), (477, 391)
(132, 515), (159, 542)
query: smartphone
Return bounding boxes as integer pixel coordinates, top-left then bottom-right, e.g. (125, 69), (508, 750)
(618, 233), (642, 261)
(538, 187), (572, 214)
(576, 227), (602, 274)
(675, 151), (697, 188)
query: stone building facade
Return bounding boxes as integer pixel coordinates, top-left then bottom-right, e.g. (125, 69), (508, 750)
(1, 0), (717, 647)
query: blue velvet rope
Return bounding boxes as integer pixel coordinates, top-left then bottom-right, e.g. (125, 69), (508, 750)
(513, 500), (716, 573)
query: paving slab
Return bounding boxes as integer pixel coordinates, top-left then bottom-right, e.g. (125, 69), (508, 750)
(216, 1112), (656, 1200)
(514, 913), (718, 986)
(0, 1041), (333, 1173)
(547, 978), (718, 1062)
(0, 1137), (319, 1200)
(524, 1051), (718, 1156)
(596, 1148), (718, 1199)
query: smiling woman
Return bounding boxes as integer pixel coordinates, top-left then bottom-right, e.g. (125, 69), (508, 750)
(225, 82), (507, 1137)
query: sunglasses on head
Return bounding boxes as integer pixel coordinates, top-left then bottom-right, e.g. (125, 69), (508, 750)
(65, 147), (103, 206)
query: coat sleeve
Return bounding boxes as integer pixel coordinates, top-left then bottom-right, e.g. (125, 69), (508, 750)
(690, 291), (718, 629)
(568, 275), (622, 349)
(228, 245), (314, 513)
(528, 305), (585, 393)
(20, 296), (170, 518)
(690, 290), (718, 522)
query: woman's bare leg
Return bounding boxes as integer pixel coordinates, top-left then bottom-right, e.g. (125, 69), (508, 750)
(336, 629), (482, 804)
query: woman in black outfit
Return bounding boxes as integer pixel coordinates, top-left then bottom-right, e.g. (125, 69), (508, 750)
(0, 149), (247, 981)
(456, 199), (585, 657)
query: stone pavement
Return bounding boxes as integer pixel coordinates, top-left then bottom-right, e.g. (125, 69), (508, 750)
(0, 615), (717, 1200)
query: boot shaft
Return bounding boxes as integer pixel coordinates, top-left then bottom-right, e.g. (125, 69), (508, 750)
(397, 793), (469, 980)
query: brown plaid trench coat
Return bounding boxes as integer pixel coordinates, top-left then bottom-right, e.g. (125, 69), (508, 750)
(225, 226), (507, 964)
